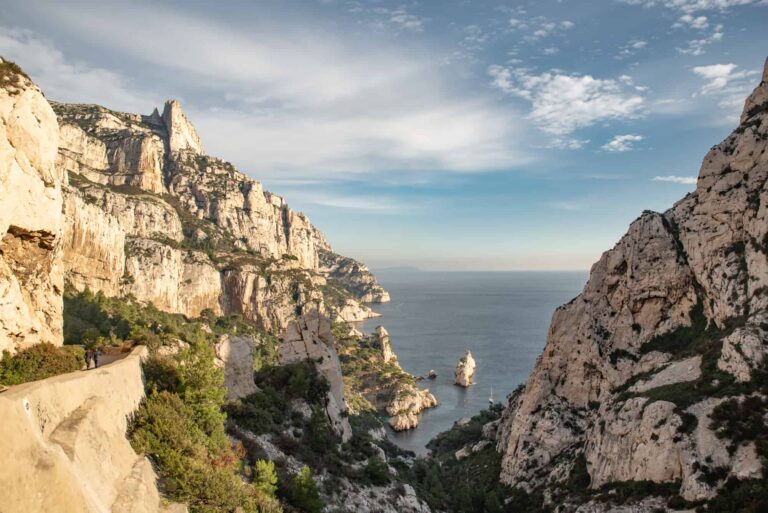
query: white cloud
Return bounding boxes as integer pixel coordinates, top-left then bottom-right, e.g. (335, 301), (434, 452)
(677, 24), (723, 55)
(693, 63), (744, 92)
(617, 39), (648, 59)
(4, 3), (532, 177)
(674, 14), (710, 28)
(601, 134), (644, 152)
(488, 66), (645, 136)
(619, 0), (766, 13)
(691, 63), (760, 118)
(282, 190), (415, 213)
(377, 7), (424, 32)
(653, 175), (697, 184)
(0, 28), (155, 112)
(508, 16), (574, 40)
(508, 18), (527, 29)
(546, 137), (591, 150)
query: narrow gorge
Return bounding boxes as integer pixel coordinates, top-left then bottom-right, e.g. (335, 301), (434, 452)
(2, 51), (768, 513)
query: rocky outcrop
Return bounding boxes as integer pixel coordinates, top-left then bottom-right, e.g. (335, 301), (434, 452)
(318, 248), (391, 303)
(0, 59), (64, 354)
(0, 346), (182, 513)
(278, 311), (352, 441)
(335, 324), (438, 429)
(495, 59), (768, 505)
(373, 326), (395, 363)
(214, 335), (258, 400)
(454, 350), (476, 387)
(161, 100), (203, 155)
(235, 425), (432, 513)
(335, 298), (381, 323)
(387, 385), (438, 431)
(54, 102), (166, 194)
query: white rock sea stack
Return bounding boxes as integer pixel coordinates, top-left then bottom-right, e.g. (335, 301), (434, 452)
(454, 350), (476, 387)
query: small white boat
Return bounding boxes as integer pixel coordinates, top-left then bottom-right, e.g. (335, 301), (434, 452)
(489, 386), (494, 404)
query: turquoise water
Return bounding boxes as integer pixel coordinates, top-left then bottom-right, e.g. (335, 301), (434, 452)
(358, 270), (587, 455)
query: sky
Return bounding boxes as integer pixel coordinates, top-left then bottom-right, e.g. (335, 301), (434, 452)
(1, 0), (766, 270)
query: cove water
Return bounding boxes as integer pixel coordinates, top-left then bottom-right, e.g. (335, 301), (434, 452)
(358, 269), (587, 455)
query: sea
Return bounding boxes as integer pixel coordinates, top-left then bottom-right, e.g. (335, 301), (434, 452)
(358, 269), (588, 455)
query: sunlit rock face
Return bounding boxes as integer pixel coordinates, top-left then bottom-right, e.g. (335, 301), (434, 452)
(53, 96), (388, 331)
(454, 350), (476, 387)
(0, 59), (64, 353)
(496, 60), (768, 502)
(278, 310), (353, 442)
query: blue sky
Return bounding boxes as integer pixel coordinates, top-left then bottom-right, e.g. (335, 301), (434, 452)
(1, 0), (766, 270)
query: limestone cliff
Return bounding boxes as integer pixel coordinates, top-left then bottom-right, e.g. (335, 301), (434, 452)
(277, 311), (353, 441)
(52, 98), (389, 332)
(317, 246), (391, 304)
(0, 58), (64, 354)
(494, 58), (768, 508)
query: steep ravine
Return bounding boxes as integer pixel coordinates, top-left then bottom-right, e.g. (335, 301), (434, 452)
(4, 51), (767, 513)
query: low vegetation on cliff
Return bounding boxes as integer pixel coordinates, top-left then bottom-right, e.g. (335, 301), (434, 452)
(332, 322), (416, 413)
(0, 343), (84, 386)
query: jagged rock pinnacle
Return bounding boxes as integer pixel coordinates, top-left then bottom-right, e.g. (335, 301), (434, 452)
(762, 56), (768, 83)
(740, 55), (768, 123)
(161, 99), (204, 155)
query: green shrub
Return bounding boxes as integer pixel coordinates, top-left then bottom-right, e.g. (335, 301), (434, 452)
(698, 477), (768, 513)
(711, 395), (768, 458)
(130, 390), (280, 513)
(280, 466), (324, 513)
(254, 459), (279, 497)
(0, 343), (85, 386)
(364, 456), (390, 486)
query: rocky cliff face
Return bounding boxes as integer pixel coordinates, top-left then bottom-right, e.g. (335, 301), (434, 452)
(277, 311), (353, 441)
(495, 59), (768, 507)
(0, 59), (64, 354)
(318, 247), (391, 303)
(51, 96), (389, 333)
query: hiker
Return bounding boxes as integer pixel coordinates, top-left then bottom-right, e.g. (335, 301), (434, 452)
(93, 348), (101, 368)
(85, 349), (94, 370)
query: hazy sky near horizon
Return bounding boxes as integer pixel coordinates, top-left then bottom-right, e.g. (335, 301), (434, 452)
(1, 0), (766, 270)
